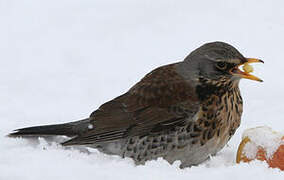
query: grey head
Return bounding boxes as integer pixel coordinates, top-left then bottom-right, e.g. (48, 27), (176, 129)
(181, 41), (263, 83)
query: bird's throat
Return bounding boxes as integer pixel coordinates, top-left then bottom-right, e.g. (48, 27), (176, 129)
(196, 77), (240, 102)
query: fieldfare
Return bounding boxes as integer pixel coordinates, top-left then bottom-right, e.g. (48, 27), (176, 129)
(9, 42), (264, 168)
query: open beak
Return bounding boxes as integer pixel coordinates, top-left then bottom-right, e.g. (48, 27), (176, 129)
(231, 58), (264, 82)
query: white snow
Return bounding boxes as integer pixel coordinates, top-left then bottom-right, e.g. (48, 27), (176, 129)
(1, 0), (284, 179)
(242, 126), (284, 159)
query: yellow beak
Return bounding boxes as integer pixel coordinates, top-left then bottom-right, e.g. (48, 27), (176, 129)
(231, 58), (264, 82)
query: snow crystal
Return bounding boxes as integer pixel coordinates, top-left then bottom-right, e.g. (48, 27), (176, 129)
(243, 141), (259, 159)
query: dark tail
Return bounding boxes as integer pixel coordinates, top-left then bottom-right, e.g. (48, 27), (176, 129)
(9, 118), (90, 137)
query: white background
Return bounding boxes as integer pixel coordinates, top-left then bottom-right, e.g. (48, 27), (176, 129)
(1, 0), (283, 179)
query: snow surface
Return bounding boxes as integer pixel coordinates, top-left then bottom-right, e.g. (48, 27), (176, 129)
(242, 126), (284, 159)
(1, 0), (284, 179)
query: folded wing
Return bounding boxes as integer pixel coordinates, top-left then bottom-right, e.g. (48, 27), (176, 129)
(62, 63), (199, 146)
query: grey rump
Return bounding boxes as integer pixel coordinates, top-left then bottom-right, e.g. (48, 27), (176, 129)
(10, 42), (247, 168)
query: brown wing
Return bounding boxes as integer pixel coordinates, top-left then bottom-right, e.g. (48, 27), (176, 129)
(62, 63), (199, 146)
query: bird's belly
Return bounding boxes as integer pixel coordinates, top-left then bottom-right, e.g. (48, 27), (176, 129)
(115, 128), (229, 168)
(98, 118), (236, 168)
(162, 127), (232, 168)
(164, 136), (226, 168)
(119, 122), (230, 167)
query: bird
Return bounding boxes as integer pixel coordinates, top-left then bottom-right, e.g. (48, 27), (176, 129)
(9, 41), (264, 168)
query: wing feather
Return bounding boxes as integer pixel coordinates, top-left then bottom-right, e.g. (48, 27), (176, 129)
(62, 63), (199, 146)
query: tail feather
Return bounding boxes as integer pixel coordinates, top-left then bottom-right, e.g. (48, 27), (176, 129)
(9, 124), (75, 137)
(9, 118), (90, 137)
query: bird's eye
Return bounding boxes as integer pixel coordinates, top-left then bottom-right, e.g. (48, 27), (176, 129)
(216, 62), (227, 70)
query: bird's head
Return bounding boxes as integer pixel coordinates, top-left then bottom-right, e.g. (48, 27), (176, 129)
(184, 42), (264, 85)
